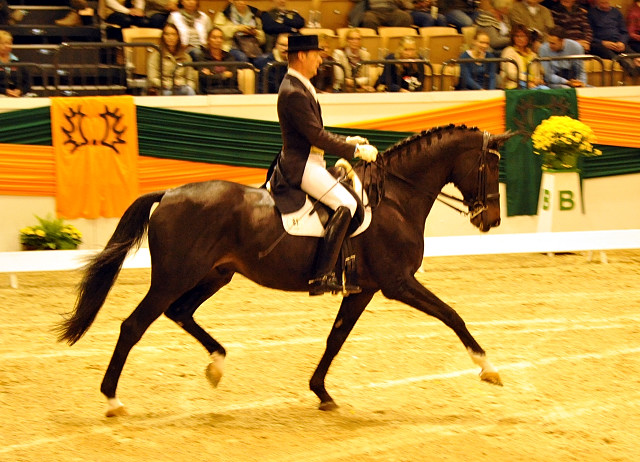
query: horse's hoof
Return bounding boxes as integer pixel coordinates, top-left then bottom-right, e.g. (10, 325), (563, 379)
(480, 370), (503, 386)
(205, 362), (223, 388)
(105, 405), (128, 417)
(318, 400), (339, 411)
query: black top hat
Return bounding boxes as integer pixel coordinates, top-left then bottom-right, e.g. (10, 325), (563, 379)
(287, 34), (323, 53)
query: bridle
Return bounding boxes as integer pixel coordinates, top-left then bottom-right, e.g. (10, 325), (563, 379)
(436, 131), (500, 219)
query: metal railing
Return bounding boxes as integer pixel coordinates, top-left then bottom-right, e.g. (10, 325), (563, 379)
(354, 59), (435, 91)
(442, 57), (519, 90)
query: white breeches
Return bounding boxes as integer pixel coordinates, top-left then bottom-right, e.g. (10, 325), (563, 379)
(300, 153), (357, 217)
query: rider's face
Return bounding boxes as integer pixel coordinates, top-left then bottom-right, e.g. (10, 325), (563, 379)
(299, 50), (322, 78)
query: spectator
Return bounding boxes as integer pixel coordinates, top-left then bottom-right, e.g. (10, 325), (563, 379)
(147, 23), (197, 95)
(214, 0), (265, 62)
(261, 0), (305, 51)
(509, 0), (554, 36)
(458, 30), (498, 89)
(550, 0), (592, 51)
(475, 0), (514, 52)
(1, 0), (24, 25)
(311, 34), (337, 92)
(500, 23), (548, 88)
(146, 0), (179, 29)
(375, 36), (425, 92)
(629, 0), (640, 61)
(0, 30), (30, 97)
(440, 0), (478, 31)
(168, 0), (212, 61)
(588, 0), (639, 77)
(411, 0), (448, 27)
(55, 0), (92, 27)
(361, 0), (414, 29)
(100, 1), (149, 38)
(255, 32), (289, 93)
(199, 27), (241, 94)
(332, 28), (376, 92)
(538, 25), (587, 88)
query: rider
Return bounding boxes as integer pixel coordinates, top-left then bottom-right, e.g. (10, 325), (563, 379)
(269, 34), (379, 296)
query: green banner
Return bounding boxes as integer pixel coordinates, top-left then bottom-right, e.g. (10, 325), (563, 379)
(503, 89), (578, 216)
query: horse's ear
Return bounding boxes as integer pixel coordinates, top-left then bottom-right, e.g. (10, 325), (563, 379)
(490, 130), (517, 148)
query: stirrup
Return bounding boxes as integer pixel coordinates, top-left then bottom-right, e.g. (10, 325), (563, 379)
(309, 273), (343, 296)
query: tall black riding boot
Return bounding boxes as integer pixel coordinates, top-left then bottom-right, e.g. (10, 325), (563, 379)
(309, 206), (361, 296)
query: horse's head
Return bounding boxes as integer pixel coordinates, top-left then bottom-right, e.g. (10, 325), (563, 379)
(453, 131), (513, 232)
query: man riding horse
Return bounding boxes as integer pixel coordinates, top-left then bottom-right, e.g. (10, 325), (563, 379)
(269, 34), (379, 296)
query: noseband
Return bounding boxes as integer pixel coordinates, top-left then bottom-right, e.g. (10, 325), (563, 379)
(437, 131), (500, 219)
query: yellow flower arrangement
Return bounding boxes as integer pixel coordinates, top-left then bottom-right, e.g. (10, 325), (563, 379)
(20, 215), (82, 250)
(531, 116), (602, 170)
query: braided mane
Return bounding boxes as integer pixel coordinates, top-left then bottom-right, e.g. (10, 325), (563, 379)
(381, 124), (480, 159)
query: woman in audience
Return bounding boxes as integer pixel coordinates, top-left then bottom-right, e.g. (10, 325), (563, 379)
(376, 36), (425, 92)
(332, 28), (375, 92)
(199, 26), (241, 94)
(213, 0), (265, 62)
(147, 23), (197, 95)
(0, 30), (30, 97)
(458, 30), (498, 89)
(475, 0), (514, 52)
(500, 23), (547, 89)
(168, 0), (212, 61)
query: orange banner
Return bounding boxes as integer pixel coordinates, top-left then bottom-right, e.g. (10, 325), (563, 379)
(51, 95), (139, 218)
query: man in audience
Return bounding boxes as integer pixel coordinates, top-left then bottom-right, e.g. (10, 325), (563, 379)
(440, 0), (478, 31)
(261, 0), (305, 52)
(55, 0), (92, 27)
(538, 26), (587, 88)
(255, 32), (289, 93)
(145, 0), (178, 29)
(361, 0), (413, 29)
(550, 0), (592, 52)
(509, 0), (554, 37)
(588, 0), (638, 77)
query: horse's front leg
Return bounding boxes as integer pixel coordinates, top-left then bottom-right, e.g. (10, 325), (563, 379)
(381, 275), (503, 386)
(310, 291), (375, 410)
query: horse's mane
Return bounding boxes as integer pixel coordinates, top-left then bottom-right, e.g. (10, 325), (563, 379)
(361, 124), (481, 209)
(381, 124), (481, 160)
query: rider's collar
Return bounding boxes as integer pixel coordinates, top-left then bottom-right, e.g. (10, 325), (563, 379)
(287, 68), (318, 102)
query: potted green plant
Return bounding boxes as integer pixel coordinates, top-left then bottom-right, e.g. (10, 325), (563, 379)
(532, 116), (602, 170)
(19, 215), (83, 250)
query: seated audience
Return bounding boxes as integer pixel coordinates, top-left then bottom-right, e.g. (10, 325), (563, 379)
(100, 0), (149, 37)
(628, 0), (640, 56)
(199, 27), (241, 94)
(588, 0), (639, 77)
(411, 0), (448, 27)
(440, 0), (478, 31)
(0, 30), (30, 97)
(168, 0), (212, 61)
(458, 30), (498, 89)
(509, 0), (554, 36)
(147, 23), (197, 95)
(537, 25), (587, 88)
(332, 28), (376, 92)
(55, 0), (94, 27)
(500, 23), (548, 88)
(376, 36), (425, 92)
(261, 0), (305, 51)
(146, 0), (179, 29)
(255, 32), (289, 93)
(311, 34), (337, 92)
(475, 0), (514, 52)
(361, 0), (414, 29)
(550, 0), (592, 52)
(214, 0), (265, 62)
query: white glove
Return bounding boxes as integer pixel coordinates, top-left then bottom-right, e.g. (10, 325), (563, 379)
(355, 144), (378, 162)
(346, 136), (369, 146)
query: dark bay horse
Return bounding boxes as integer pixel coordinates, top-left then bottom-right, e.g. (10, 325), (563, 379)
(58, 125), (512, 416)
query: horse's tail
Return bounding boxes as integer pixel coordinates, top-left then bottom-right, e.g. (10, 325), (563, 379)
(56, 191), (166, 345)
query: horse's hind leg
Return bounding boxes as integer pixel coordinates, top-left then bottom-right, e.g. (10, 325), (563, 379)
(101, 285), (174, 416)
(164, 269), (235, 388)
(310, 291), (374, 411)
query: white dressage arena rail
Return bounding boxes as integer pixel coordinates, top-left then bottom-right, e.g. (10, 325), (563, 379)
(1, 230), (639, 288)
